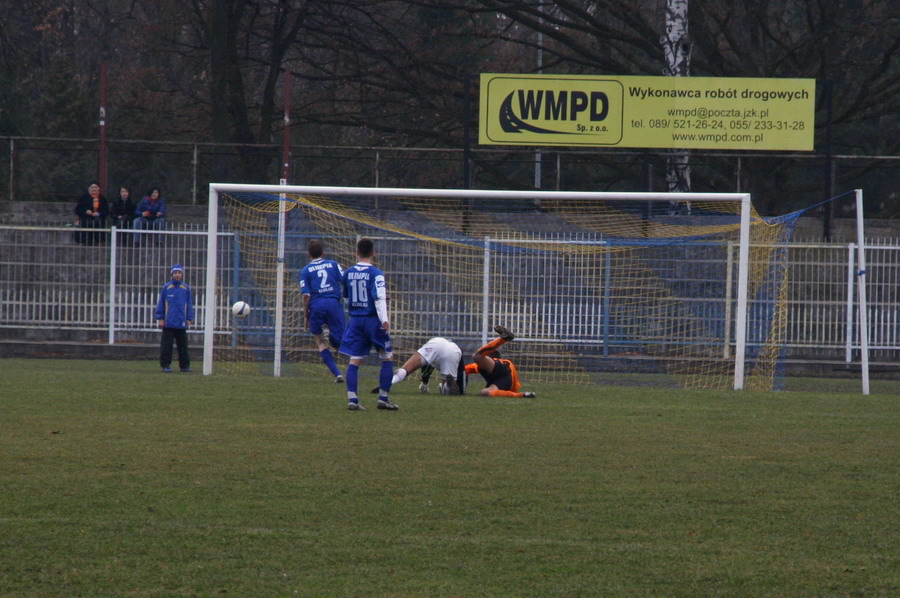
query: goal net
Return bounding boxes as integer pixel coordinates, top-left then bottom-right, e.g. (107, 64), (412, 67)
(202, 184), (797, 391)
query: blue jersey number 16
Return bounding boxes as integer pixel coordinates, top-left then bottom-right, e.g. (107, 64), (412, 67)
(350, 279), (368, 303)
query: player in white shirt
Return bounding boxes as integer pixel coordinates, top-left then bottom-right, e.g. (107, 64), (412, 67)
(373, 337), (464, 395)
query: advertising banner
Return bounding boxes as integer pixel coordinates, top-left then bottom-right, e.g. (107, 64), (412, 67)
(479, 74), (815, 151)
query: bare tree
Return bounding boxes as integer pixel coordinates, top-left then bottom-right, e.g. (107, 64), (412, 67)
(182, 0), (308, 181)
(2, 0), (897, 209)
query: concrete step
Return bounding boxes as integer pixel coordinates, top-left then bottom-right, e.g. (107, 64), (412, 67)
(0, 201), (208, 226)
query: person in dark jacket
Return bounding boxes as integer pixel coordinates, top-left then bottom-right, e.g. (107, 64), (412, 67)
(74, 182), (109, 245)
(110, 186), (136, 244)
(155, 264), (194, 373)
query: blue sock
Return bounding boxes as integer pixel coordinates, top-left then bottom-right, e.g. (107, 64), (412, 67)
(379, 361), (393, 397)
(320, 349), (341, 377)
(346, 364), (359, 401)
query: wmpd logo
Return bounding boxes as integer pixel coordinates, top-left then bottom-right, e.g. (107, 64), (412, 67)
(482, 75), (623, 145)
(500, 90), (608, 134)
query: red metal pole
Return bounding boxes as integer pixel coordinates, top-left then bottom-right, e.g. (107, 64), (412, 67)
(99, 63), (108, 192)
(281, 70), (292, 184)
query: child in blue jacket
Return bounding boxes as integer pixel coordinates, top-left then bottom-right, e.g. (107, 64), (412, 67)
(155, 264), (194, 372)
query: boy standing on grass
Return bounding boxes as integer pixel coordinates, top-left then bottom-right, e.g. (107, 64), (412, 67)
(339, 238), (398, 411)
(156, 264), (194, 373)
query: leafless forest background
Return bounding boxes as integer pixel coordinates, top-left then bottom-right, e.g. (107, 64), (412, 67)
(0, 1), (897, 216)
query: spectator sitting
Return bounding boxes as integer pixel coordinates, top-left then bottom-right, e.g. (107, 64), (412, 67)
(74, 181), (109, 245)
(110, 185), (136, 245)
(133, 186), (167, 246)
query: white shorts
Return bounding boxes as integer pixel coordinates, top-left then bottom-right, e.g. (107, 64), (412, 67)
(417, 337), (462, 378)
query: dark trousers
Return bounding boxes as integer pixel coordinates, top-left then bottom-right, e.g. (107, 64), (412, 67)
(160, 327), (190, 370)
(77, 217), (107, 245)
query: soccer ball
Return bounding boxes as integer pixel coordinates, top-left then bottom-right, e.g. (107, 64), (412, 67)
(232, 301), (251, 318)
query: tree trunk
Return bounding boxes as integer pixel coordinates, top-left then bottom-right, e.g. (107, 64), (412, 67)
(663, 0), (691, 195)
(208, 0), (272, 183)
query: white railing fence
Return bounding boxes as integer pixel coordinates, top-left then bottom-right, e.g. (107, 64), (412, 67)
(1, 224), (898, 362)
(1, 226), (225, 342)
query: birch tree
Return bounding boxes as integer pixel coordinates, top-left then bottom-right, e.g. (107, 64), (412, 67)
(662, 0), (691, 194)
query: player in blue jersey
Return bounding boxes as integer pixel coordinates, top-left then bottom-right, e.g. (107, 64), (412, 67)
(339, 238), (398, 411)
(299, 239), (346, 383)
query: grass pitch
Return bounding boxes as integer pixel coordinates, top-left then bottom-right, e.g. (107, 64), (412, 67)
(1, 358), (897, 597)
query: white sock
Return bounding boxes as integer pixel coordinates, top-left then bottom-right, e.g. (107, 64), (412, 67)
(392, 369), (408, 385)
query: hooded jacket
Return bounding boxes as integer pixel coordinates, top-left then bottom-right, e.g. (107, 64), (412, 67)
(155, 271), (194, 329)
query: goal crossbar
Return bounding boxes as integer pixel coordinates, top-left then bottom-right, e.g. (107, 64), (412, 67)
(209, 183), (748, 204)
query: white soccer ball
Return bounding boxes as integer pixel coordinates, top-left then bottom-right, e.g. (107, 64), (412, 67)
(232, 301), (251, 318)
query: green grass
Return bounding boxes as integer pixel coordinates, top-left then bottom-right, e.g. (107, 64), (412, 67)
(1, 358), (898, 597)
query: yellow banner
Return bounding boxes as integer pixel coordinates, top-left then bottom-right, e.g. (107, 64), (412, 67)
(479, 74), (815, 151)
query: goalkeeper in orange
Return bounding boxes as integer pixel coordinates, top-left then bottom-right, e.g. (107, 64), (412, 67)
(465, 325), (536, 398)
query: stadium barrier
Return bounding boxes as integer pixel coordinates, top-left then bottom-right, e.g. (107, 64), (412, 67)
(0, 223), (898, 365)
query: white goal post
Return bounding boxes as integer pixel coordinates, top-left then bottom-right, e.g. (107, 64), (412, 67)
(202, 183), (755, 390)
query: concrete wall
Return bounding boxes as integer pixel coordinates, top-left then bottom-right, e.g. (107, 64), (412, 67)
(3, 200), (899, 240)
(0, 201), (209, 226)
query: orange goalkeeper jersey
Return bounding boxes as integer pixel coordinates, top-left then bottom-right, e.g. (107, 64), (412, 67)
(464, 358), (521, 392)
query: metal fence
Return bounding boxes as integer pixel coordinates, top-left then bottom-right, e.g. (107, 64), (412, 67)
(1, 224), (897, 364)
(786, 241), (900, 361)
(0, 226), (218, 342)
